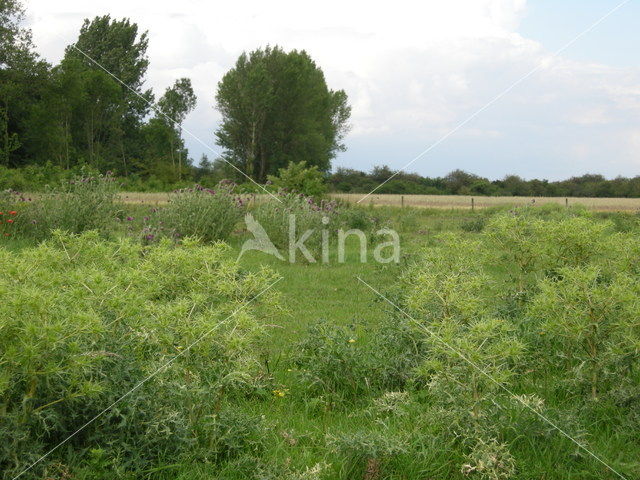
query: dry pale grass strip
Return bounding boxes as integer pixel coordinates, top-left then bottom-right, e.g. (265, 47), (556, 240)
(329, 193), (640, 212)
(115, 192), (640, 212)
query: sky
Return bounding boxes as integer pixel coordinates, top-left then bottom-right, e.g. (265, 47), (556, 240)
(24, 0), (640, 180)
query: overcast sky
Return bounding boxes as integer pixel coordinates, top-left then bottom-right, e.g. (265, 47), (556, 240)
(24, 0), (640, 180)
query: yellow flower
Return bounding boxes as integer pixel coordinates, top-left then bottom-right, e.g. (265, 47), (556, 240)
(348, 338), (356, 343)
(272, 389), (289, 397)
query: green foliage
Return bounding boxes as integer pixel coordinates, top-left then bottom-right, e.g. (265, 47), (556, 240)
(388, 207), (640, 477)
(144, 182), (244, 243)
(293, 316), (425, 404)
(484, 212), (611, 289)
(0, 171), (119, 240)
(251, 192), (338, 255)
(215, 45), (351, 181)
(328, 166), (640, 197)
(460, 215), (486, 232)
(0, 231), (280, 477)
(461, 439), (516, 480)
(528, 266), (640, 400)
(267, 161), (327, 198)
(327, 429), (408, 475)
(155, 78), (197, 180)
(335, 204), (376, 231)
(1, 5), (196, 182)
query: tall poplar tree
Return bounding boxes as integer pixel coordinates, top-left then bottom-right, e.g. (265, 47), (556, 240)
(215, 46), (350, 182)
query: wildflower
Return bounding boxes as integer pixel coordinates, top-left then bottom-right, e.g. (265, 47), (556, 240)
(126, 216), (133, 221)
(6, 219), (13, 224)
(272, 389), (289, 397)
(9, 211), (16, 215)
(348, 338), (356, 344)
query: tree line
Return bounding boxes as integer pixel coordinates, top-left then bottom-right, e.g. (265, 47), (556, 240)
(329, 167), (640, 198)
(1, 2), (199, 184)
(1, 1), (351, 188)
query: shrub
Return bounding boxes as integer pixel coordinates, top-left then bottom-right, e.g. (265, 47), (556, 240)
(0, 231), (281, 477)
(251, 192), (338, 258)
(336, 205), (375, 231)
(396, 211), (639, 478)
(485, 211), (613, 288)
(527, 266), (640, 400)
(146, 181), (245, 242)
(0, 171), (119, 240)
(267, 161), (327, 198)
(293, 315), (427, 404)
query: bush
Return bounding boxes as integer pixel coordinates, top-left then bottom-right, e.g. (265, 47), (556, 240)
(527, 266), (640, 400)
(293, 317), (426, 402)
(336, 205), (375, 231)
(0, 171), (119, 240)
(145, 181), (245, 242)
(0, 232), (281, 477)
(267, 161), (327, 197)
(395, 209), (640, 477)
(251, 192), (338, 258)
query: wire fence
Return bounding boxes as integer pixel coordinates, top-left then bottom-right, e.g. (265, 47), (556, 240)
(116, 192), (640, 212)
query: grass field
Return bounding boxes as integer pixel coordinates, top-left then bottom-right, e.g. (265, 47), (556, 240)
(119, 191), (640, 211)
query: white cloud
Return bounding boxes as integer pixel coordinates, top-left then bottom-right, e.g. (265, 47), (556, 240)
(24, 0), (640, 179)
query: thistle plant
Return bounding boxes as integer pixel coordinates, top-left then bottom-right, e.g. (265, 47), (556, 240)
(0, 231), (281, 477)
(0, 171), (118, 240)
(527, 265), (640, 400)
(251, 191), (338, 254)
(147, 181), (245, 242)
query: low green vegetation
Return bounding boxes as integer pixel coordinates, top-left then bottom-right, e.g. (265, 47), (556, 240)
(1, 179), (639, 479)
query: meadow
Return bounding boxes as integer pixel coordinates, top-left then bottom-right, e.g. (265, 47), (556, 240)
(1, 177), (640, 480)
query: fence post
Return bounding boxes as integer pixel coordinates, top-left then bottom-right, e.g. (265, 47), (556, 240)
(565, 198), (568, 208)
(401, 195), (404, 208)
(471, 197), (475, 211)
